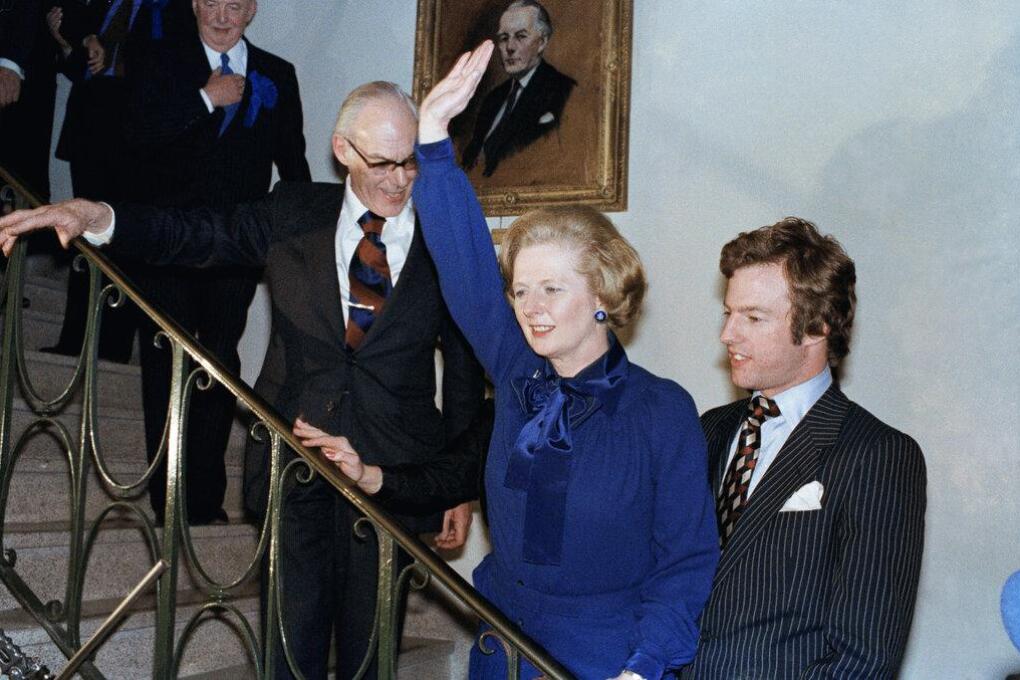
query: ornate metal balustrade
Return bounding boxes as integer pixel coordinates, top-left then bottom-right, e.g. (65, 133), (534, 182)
(0, 167), (573, 679)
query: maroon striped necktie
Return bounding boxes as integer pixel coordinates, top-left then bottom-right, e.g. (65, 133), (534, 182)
(344, 212), (391, 350)
(717, 394), (781, 548)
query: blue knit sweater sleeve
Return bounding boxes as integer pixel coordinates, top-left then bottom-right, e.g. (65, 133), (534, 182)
(626, 380), (720, 678)
(412, 138), (527, 382)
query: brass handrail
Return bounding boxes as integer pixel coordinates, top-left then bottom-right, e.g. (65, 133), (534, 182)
(0, 166), (574, 679)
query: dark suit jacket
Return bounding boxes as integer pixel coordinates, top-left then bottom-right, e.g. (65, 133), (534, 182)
(124, 33), (310, 208)
(461, 59), (575, 177)
(0, 0), (45, 72)
(684, 384), (926, 679)
(111, 182), (485, 533)
(0, 0), (57, 199)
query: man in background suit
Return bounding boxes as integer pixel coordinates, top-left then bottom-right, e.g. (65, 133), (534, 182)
(0, 0), (57, 202)
(0, 81), (484, 680)
(461, 0), (575, 177)
(683, 218), (927, 678)
(125, 0), (311, 525)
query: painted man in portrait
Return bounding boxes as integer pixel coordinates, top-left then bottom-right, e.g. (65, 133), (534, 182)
(461, 0), (576, 177)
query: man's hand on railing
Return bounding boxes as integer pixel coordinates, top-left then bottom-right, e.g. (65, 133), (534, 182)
(0, 199), (113, 256)
(435, 501), (473, 550)
(293, 417), (384, 495)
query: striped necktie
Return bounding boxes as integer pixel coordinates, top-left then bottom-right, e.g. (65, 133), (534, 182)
(717, 394), (781, 548)
(344, 212), (391, 350)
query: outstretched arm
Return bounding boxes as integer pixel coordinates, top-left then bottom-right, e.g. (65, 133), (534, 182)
(413, 42), (530, 380)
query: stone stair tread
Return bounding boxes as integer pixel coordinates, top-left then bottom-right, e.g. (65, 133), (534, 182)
(2, 517), (259, 546)
(0, 586), (261, 631)
(179, 635), (456, 680)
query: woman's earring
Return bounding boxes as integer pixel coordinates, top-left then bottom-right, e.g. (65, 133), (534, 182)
(594, 309), (608, 323)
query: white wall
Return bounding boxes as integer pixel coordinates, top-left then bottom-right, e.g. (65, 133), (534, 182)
(51, 2), (1019, 676)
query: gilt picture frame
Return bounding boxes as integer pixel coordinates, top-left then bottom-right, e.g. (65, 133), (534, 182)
(412, 0), (632, 216)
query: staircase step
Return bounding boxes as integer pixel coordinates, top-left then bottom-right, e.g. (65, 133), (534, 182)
(0, 520), (261, 614)
(3, 593), (263, 679)
(23, 278), (66, 318)
(8, 398), (250, 524)
(14, 349), (143, 411)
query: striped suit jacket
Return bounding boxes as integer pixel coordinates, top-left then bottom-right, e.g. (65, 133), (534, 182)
(682, 384), (926, 679)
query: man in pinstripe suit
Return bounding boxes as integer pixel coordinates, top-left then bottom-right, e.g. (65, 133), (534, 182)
(682, 218), (926, 679)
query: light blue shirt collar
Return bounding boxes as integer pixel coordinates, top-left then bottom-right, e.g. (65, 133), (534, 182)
(725, 367), (833, 497)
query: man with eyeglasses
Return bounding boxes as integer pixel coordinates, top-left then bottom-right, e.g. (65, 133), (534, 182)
(0, 80), (485, 680)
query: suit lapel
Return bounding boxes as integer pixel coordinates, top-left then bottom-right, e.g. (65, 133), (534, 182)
(713, 384), (851, 585)
(708, 404), (745, 493)
(300, 192), (346, 346)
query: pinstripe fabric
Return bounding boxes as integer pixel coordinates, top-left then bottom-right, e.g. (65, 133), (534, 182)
(682, 385), (926, 679)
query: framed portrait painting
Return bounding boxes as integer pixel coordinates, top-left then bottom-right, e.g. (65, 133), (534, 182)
(413, 0), (632, 216)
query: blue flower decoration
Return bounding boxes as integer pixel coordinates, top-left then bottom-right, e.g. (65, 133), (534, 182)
(245, 71), (278, 128)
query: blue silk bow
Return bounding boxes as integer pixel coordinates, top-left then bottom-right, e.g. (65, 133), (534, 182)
(244, 71), (278, 128)
(505, 335), (627, 565)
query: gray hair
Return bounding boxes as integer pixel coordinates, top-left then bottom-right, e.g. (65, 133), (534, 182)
(333, 81), (418, 136)
(505, 0), (553, 39)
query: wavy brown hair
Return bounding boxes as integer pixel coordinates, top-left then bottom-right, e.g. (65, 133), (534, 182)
(720, 217), (856, 365)
(499, 206), (646, 329)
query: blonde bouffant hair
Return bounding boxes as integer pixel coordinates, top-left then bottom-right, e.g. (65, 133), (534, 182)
(499, 206), (647, 329)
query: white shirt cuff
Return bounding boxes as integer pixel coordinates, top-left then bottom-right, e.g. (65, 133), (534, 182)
(82, 202), (116, 245)
(199, 88), (214, 113)
(0, 58), (25, 80)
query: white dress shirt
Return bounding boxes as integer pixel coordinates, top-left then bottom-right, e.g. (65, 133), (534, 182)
(198, 38), (247, 113)
(336, 180), (416, 324)
(722, 367), (833, 498)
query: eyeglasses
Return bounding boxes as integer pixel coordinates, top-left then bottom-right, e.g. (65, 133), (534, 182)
(344, 137), (419, 176)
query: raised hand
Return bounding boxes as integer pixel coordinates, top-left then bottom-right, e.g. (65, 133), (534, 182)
(0, 199), (113, 257)
(418, 40), (494, 144)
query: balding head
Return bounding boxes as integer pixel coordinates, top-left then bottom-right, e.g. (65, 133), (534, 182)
(331, 82), (420, 218)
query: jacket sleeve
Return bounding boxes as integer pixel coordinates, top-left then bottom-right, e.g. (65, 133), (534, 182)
(108, 184), (283, 267)
(123, 42), (210, 149)
(411, 138), (528, 384)
(374, 398), (493, 514)
(271, 61), (310, 182)
(625, 385), (721, 679)
(0, 0), (41, 73)
(801, 430), (926, 679)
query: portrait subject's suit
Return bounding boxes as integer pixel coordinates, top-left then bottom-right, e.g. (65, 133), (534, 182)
(111, 181), (484, 680)
(683, 384), (926, 679)
(461, 59), (575, 177)
(123, 33), (311, 523)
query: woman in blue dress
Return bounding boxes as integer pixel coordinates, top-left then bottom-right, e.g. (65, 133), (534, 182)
(411, 43), (718, 680)
(303, 44), (719, 679)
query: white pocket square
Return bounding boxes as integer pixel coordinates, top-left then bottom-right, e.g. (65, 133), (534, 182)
(779, 481), (824, 512)
(538, 111), (555, 124)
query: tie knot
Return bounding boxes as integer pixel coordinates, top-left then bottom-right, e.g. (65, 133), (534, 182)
(220, 52), (231, 72)
(747, 394), (781, 423)
(358, 211), (386, 236)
